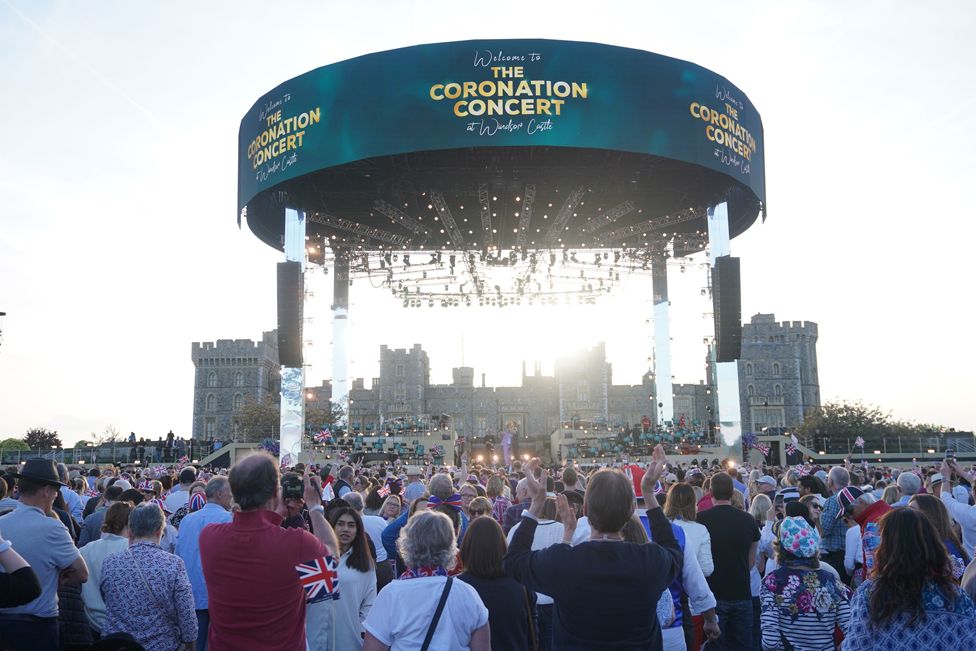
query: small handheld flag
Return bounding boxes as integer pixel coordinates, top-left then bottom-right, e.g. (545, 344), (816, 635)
(296, 555), (340, 603)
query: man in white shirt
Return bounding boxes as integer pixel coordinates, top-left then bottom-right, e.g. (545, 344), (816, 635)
(940, 460), (976, 556)
(164, 467), (197, 514)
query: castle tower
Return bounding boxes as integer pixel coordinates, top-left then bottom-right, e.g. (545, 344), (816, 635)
(737, 314), (820, 434)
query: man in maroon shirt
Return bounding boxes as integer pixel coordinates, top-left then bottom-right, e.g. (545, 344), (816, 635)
(200, 453), (338, 651)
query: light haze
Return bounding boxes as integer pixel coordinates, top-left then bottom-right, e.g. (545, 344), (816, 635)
(0, 0), (973, 444)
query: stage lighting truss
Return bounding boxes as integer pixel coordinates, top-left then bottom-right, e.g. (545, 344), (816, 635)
(302, 190), (712, 305)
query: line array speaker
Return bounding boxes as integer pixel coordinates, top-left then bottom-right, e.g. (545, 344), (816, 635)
(277, 261), (303, 367)
(712, 256), (742, 363)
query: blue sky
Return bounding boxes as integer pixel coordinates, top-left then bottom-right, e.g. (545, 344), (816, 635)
(0, 0), (973, 444)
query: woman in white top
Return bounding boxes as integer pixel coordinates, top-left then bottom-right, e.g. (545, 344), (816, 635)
(78, 502), (132, 635)
(313, 506), (376, 650)
(663, 484), (713, 577)
(363, 510), (489, 651)
(507, 496), (564, 650)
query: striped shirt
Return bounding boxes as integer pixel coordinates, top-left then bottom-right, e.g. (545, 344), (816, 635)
(760, 565), (850, 651)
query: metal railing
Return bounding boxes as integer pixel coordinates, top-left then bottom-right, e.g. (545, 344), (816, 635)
(0, 441), (217, 467)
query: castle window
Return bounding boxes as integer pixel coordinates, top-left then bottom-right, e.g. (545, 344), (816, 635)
(772, 363), (780, 376)
(577, 381), (589, 403)
(747, 385), (755, 398)
(395, 364), (405, 377)
(206, 394), (216, 411)
(233, 393), (243, 411)
(207, 371), (217, 388)
(204, 418), (215, 438)
(745, 363), (753, 377)
(234, 371), (244, 387)
(774, 384), (783, 397)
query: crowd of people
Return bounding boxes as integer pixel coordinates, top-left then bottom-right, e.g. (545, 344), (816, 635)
(2, 445), (976, 650)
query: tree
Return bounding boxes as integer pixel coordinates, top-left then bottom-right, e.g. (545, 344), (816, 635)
(24, 427), (62, 450)
(90, 424), (122, 446)
(237, 395), (345, 444)
(74, 439), (91, 449)
(0, 438), (29, 451)
(797, 400), (954, 451)
(238, 395), (280, 443)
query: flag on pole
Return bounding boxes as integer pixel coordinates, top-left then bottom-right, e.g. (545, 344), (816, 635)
(295, 555), (340, 603)
(854, 436), (865, 449)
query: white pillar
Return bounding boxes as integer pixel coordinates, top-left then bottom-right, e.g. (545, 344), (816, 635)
(652, 250), (673, 426)
(279, 208), (306, 464)
(707, 202), (742, 450)
(332, 249), (349, 427)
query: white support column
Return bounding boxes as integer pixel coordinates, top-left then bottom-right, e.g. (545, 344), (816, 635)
(332, 248), (350, 427)
(652, 249), (673, 426)
(279, 208), (306, 464)
(707, 202), (743, 452)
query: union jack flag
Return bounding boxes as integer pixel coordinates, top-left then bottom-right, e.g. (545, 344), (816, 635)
(786, 443), (798, 456)
(854, 436), (865, 449)
(754, 442), (770, 456)
(314, 429), (332, 444)
(295, 556), (340, 603)
(794, 464), (810, 477)
(378, 483), (390, 497)
(85, 488), (100, 498)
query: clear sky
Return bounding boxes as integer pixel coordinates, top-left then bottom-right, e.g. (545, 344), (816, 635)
(1, 0), (974, 445)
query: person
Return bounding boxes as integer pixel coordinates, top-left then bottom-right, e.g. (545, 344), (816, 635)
(619, 516), (684, 651)
(663, 482), (717, 650)
(362, 510), (490, 650)
(56, 463), (84, 524)
(842, 508), (976, 649)
(459, 516), (537, 651)
(402, 466), (425, 503)
(486, 475), (512, 525)
(504, 446), (682, 649)
(78, 484), (125, 547)
(0, 524), (41, 608)
(322, 506), (376, 650)
(175, 476), (233, 651)
(939, 459), (976, 556)
(380, 495), (402, 522)
(503, 477), (533, 533)
(696, 471), (760, 650)
(891, 472), (920, 508)
(819, 466), (851, 576)
(343, 491), (388, 563)
(0, 458), (89, 650)
(100, 503), (197, 651)
(200, 454), (338, 650)
(468, 496), (493, 519)
(506, 495), (562, 649)
(881, 484), (900, 506)
(459, 483), (479, 518)
(760, 516), (850, 650)
(363, 486), (385, 516)
(909, 493), (971, 580)
(334, 465), (355, 499)
(381, 473), (468, 562)
(165, 467), (198, 514)
(169, 480), (207, 529)
(79, 502), (133, 636)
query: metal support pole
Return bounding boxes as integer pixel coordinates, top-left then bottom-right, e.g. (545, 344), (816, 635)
(707, 202), (743, 451)
(279, 208), (306, 464)
(651, 249), (674, 427)
(332, 248), (350, 428)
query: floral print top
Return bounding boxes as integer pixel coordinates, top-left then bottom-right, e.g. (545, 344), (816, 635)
(760, 564), (850, 650)
(841, 579), (976, 651)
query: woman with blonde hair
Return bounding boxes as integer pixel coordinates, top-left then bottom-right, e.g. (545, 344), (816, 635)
(485, 475), (512, 524)
(467, 496), (493, 519)
(882, 484), (901, 505)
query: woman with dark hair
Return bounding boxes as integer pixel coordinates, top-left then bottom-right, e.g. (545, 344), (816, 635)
(760, 515), (850, 650)
(458, 516), (537, 650)
(315, 506), (376, 650)
(843, 508), (976, 649)
(909, 494), (971, 580)
(363, 486), (385, 516)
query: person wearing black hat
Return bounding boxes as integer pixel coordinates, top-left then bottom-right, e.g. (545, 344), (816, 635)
(0, 459), (90, 650)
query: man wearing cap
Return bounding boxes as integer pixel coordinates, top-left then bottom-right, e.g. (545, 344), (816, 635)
(0, 459), (90, 650)
(401, 466), (425, 503)
(756, 475), (777, 499)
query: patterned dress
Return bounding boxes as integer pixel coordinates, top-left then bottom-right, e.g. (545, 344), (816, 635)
(100, 541), (198, 651)
(491, 495), (512, 525)
(760, 564), (850, 650)
(841, 579), (976, 650)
